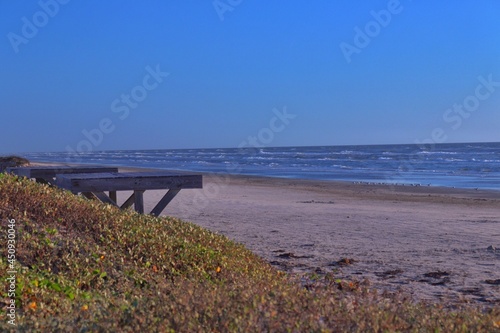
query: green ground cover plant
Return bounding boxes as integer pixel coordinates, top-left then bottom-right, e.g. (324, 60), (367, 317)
(0, 174), (498, 332)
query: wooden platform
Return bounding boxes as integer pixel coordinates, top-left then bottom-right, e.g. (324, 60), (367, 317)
(6, 166), (119, 185)
(55, 172), (203, 216)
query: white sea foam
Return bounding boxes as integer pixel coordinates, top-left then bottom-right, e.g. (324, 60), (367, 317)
(20, 143), (500, 190)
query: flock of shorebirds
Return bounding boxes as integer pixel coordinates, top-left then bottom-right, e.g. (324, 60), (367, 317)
(351, 181), (480, 190)
(351, 181), (429, 187)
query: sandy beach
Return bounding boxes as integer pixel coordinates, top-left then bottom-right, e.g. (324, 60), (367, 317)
(131, 172), (500, 306)
(30, 163), (500, 306)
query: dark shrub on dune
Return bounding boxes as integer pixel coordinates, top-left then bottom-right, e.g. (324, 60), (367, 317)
(0, 155), (30, 172)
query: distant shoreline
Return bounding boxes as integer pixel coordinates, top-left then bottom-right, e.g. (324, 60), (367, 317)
(25, 158), (500, 195)
(20, 142), (500, 191)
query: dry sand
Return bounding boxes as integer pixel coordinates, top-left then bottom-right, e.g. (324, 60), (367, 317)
(30, 163), (500, 306)
(134, 173), (500, 306)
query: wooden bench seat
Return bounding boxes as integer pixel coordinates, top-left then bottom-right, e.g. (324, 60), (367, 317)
(6, 166), (119, 185)
(55, 172), (203, 216)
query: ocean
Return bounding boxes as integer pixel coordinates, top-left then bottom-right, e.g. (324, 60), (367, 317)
(22, 142), (500, 191)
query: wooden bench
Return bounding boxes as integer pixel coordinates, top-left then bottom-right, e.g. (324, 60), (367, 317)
(55, 172), (203, 216)
(8, 166), (121, 203)
(6, 166), (119, 185)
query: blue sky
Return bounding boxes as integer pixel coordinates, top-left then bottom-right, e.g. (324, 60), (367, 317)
(1, 0), (500, 154)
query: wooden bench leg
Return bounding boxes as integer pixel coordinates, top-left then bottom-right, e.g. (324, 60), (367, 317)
(134, 190), (145, 214)
(82, 192), (96, 200)
(93, 192), (119, 207)
(121, 192), (135, 209)
(109, 191), (117, 204)
(150, 189), (181, 216)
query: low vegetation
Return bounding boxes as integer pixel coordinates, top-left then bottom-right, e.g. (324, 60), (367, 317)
(0, 156), (30, 173)
(0, 174), (498, 332)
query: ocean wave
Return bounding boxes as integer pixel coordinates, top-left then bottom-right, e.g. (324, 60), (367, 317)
(340, 150), (371, 155)
(439, 158), (466, 162)
(20, 143), (500, 190)
(417, 151), (458, 155)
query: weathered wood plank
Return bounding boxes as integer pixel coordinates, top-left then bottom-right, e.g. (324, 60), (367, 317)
(55, 172), (202, 192)
(7, 166), (119, 181)
(150, 189), (181, 216)
(109, 191), (117, 203)
(134, 190), (145, 214)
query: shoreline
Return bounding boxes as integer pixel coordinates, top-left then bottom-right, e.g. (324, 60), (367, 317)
(20, 142), (500, 193)
(24, 159), (500, 196)
(20, 161), (500, 306)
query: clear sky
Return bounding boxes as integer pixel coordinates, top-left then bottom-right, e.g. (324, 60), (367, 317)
(1, 0), (500, 154)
